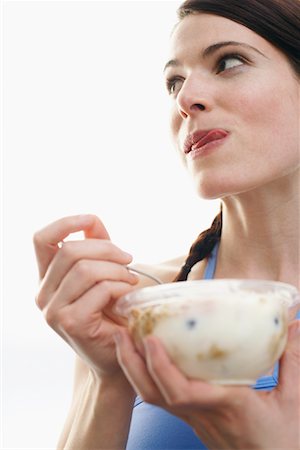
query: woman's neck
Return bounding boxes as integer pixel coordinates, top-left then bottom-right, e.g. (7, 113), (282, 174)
(217, 171), (300, 288)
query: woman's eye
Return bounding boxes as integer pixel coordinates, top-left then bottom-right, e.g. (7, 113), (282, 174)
(216, 55), (245, 73)
(166, 77), (184, 95)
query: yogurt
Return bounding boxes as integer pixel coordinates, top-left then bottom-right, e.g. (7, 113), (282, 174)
(116, 280), (300, 384)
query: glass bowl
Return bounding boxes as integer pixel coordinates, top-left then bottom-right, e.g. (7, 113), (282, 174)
(115, 279), (300, 385)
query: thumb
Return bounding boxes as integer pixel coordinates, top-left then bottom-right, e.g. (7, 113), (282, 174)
(277, 320), (300, 395)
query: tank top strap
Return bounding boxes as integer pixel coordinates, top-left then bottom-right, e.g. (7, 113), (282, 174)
(203, 241), (220, 280)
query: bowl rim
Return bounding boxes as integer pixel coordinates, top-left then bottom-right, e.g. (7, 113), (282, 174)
(115, 279), (300, 317)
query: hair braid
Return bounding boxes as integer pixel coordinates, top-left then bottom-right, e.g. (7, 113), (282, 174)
(174, 209), (222, 282)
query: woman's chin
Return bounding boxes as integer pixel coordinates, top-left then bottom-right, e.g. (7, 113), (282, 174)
(194, 179), (234, 200)
(193, 175), (268, 200)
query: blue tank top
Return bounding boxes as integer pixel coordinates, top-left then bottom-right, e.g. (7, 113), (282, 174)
(126, 243), (299, 449)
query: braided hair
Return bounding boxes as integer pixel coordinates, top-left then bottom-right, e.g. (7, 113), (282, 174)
(174, 208), (222, 282)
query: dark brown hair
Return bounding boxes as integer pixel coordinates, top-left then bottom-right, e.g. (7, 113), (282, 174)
(174, 0), (300, 282)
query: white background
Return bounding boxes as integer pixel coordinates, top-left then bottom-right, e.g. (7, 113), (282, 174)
(2, 1), (219, 448)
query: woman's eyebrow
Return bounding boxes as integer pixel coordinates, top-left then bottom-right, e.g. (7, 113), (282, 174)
(203, 41), (268, 58)
(163, 40), (268, 72)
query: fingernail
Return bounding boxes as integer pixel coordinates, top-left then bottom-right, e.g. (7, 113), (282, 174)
(123, 251), (133, 260)
(143, 337), (155, 355)
(129, 272), (139, 283)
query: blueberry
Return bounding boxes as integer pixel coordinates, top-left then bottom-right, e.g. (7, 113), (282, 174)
(274, 317), (279, 326)
(186, 319), (197, 329)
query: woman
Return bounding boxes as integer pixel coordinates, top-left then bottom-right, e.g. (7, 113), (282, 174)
(34, 0), (300, 448)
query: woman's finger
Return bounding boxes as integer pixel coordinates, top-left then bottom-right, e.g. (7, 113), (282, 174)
(37, 260), (138, 310)
(39, 239), (133, 298)
(66, 280), (135, 327)
(114, 329), (164, 405)
(276, 320), (300, 403)
(45, 280), (135, 335)
(33, 214), (110, 279)
(142, 335), (244, 410)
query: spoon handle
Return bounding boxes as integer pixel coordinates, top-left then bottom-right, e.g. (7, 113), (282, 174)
(127, 266), (163, 285)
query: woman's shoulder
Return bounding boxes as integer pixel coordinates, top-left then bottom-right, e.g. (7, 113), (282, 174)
(131, 256), (184, 288)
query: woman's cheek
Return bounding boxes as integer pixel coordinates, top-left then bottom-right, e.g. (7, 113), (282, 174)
(170, 110), (187, 164)
(170, 107), (181, 141)
(235, 73), (296, 129)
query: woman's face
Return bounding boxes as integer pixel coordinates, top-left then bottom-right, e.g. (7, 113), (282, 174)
(165, 13), (299, 199)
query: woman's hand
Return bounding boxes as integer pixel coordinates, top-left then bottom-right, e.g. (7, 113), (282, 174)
(33, 214), (139, 380)
(115, 320), (300, 449)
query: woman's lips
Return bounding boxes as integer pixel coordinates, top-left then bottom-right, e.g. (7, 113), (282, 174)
(184, 129), (229, 156)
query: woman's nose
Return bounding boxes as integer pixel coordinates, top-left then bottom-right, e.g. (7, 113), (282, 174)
(176, 77), (212, 119)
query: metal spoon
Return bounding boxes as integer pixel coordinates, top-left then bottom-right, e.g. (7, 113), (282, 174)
(127, 266), (164, 285)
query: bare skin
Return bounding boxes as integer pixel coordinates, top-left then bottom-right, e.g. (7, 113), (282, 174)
(33, 214), (187, 449)
(34, 10), (299, 450)
(116, 12), (300, 450)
